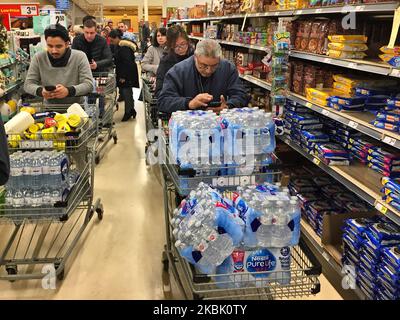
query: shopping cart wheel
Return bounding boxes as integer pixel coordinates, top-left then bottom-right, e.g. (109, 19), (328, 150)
(6, 265), (17, 281)
(95, 155), (100, 165)
(96, 204), (104, 221)
(113, 134), (118, 144)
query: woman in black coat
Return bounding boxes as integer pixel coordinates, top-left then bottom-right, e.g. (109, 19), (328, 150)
(0, 117), (9, 185)
(109, 29), (140, 121)
(155, 25), (194, 97)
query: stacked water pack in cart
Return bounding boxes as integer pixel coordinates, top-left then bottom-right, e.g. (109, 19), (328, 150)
(171, 182), (300, 287)
(283, 101), (350, 165)
(169, 108), (276, 175)
(4, 150), (80, 208)
(342, 216), (400, 300)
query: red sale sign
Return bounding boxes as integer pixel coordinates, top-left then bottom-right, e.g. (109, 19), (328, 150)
(0, 4), (39, 16)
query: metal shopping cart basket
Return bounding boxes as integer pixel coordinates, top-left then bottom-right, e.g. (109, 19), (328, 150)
(157, 131), (322, 300)
(91, 71), (118, 164)
(0, 103), (103, 282)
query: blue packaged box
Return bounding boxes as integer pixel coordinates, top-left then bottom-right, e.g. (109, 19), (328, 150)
(381, 245), (400, 269)
(368, 222), (400, 246)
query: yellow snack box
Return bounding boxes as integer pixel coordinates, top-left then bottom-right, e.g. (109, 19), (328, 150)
(333, 82), (354, 95)
(41, 127), (56, 140)
(306, 96), (329, 107)
(380, 46), (400, 55)
(305, 88), (336, 101)
(332, 74), (366, 87)
(328, 50), (367, 59)
(328, 35), (368, 44)
(328, 42), (368, 52)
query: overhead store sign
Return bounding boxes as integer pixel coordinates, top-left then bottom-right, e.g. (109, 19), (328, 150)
(0, 4), (39, 16)
(56, 0), (70, 11)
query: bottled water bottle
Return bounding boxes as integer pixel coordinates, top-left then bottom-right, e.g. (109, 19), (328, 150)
(270, 200), (292, 247)
(31, 153), (43, 190)
(256, 200), (275, 247)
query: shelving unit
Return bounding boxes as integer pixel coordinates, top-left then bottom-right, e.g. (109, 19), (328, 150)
(172, 4), (400, 300)
(169, 2), (400, 23)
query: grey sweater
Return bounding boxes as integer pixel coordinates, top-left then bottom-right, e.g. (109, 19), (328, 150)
(24, 49), (94, 105)
(141, 46), (164, 76)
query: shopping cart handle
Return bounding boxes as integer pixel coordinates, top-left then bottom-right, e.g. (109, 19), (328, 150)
(178, 167), (197, 177)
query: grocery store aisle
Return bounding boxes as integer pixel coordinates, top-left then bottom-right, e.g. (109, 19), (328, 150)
(0, 97), (166, 299)
(0, 93), (341, 300)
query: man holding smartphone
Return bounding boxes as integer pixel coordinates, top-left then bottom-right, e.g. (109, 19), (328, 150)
(24, 24), (94, 104)
(158, 39), (249, 114)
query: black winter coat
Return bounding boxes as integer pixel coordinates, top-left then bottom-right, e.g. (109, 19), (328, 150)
(0, 117), (9, 185)
(155, 47), (194, 96)
(72, 34), (113, 72)
(113, 40), (139, 88)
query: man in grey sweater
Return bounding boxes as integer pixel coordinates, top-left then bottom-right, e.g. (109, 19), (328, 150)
(24, 24), (94, 105)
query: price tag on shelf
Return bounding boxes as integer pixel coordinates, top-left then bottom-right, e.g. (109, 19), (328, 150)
(315, 9), (322, 13)
(322, 251), (331, 262)
(390, 69), (400, 78)
(313, 157), (321, 166)
(295, 10), (303, 15)
(348, 62), (357, 69)
(355, 5), (365, 11)
(375, 202), (388, 215)
(348, 121), (358, 129)
(21, 5), (38, 16)
(322, 109), (330, 116)
(306, 102), (312, 108)
(383, 136), (397, 146)
(323, 58), (332, 64)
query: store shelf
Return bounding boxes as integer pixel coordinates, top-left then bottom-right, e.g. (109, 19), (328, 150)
(290, 51), (399, 78)
(279, 135), (400, 226)
(239, 74), (272, 90)
(239, 74), (400, 150)
(301, 219), (367, 300)
(189, 36), (271, 52)
(0, 80), (23, 99)
(169, 2), (400, 23)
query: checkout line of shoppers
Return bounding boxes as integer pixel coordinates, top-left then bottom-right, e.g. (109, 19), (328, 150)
(1, 20), (249, 188)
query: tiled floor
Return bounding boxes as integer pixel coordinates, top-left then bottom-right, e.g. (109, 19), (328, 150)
(0, 93), (342, 300)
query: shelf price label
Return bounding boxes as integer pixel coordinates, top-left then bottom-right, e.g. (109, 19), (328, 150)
(312, 157), (321, 166)
(315, 9), (322, 13)
(295, 10), (303, 15)
(306, 102), (312, 108)
(322, 109), (330, 116)
(355, 5), (365, 11)
(274, 11), (280, 16)
(375, 202), (388, 215)
(348, 121), (358, 129)
(323, 57), (332, 64)
(348, 62), (357, 69)
(21, 5), (38, 16)
(390, 69), (400, 78)
(322, 251), (331, 262)
(383, 136), (397, 146)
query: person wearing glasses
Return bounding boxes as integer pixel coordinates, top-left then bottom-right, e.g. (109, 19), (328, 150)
(155, 25), (194, 96)
(157, 39), (248, 114)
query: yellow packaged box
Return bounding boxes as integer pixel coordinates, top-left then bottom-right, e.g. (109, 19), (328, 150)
(328, 42), (368, 52)
(305, 95), (329, 107)
(306, 88), (337, 101)
(380, 46), (400, 55)
(328, 35), (368, 44)
(332, 74), (367, 88)
(328, 50), (367, 59)
(333, 82), (354, 95)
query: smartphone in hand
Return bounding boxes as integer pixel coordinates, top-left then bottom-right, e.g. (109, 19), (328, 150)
(207, 101), (222, 108)
(45, 85), (56, 91)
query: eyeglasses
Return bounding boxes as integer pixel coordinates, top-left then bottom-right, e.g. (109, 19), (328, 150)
(196, 60), (220, 71)
(174, 42), (188, 50)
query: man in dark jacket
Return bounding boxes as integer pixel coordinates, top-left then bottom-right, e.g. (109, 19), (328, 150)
(72, 18), (112, 118)
(0, 117), (10, 185)
(72, 19), (112, 72)
(157, 39), (249, 114)
(141, 21), (150, 57)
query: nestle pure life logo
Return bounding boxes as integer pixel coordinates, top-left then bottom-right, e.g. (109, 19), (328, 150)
(246, 249), (276, 277)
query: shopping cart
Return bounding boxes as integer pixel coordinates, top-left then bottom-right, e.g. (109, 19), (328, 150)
(142, 75), (170, 166)
(91, 71), (118, 164)
(0, 103), (103, 282)
(157, 131), (322, 300)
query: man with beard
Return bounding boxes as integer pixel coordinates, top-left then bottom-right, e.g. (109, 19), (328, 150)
(24, 24), (94, 104)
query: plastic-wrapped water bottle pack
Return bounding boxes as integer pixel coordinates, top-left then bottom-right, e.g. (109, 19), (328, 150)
(171, 182), (300, 285)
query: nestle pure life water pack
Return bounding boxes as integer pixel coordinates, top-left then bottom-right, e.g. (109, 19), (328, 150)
(214, 246), (291, 288)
